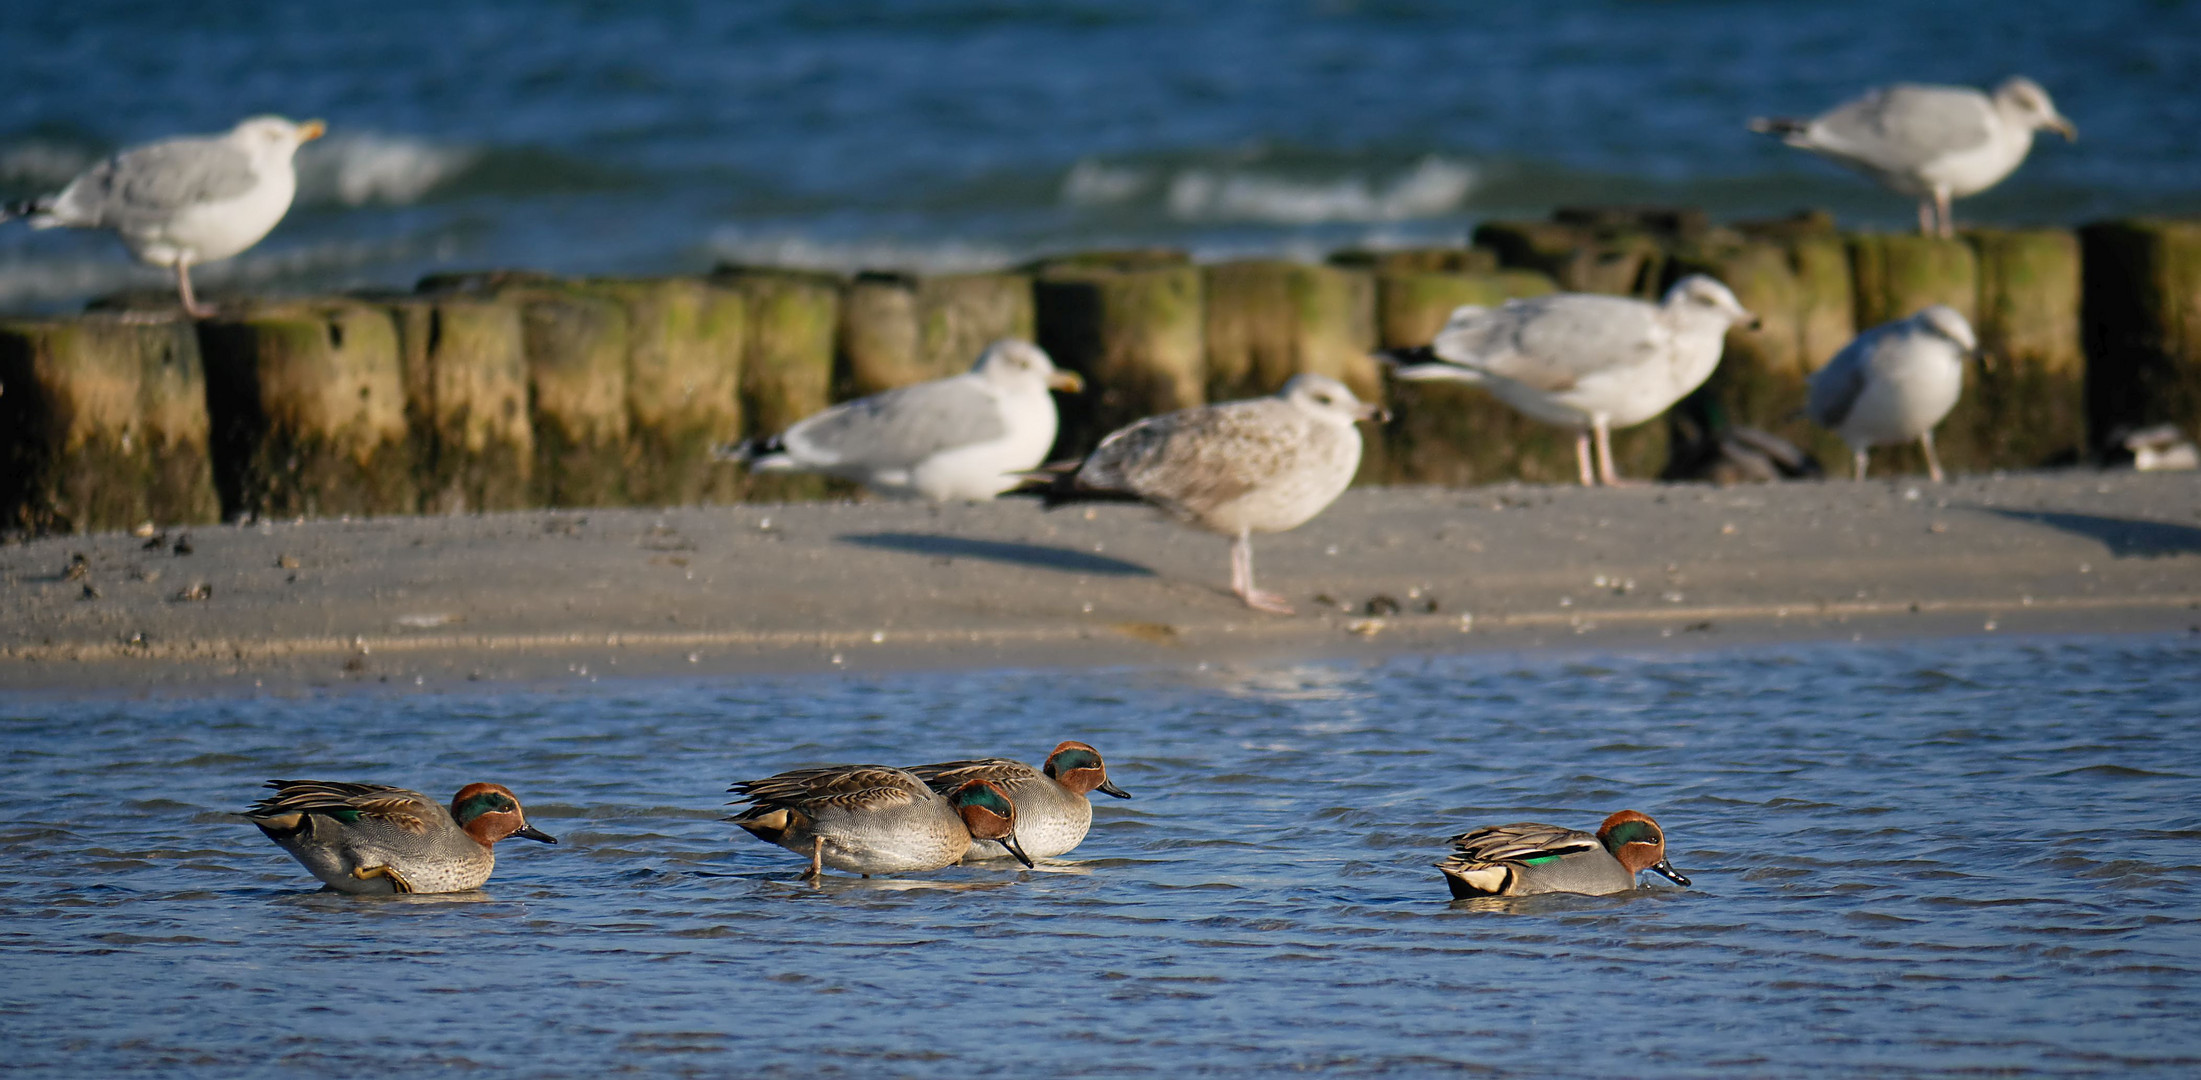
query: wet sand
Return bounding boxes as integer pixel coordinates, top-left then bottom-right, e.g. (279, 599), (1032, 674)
(3, 471), (2198, 693)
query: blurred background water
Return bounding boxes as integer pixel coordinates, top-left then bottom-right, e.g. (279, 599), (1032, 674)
(3, 633), (2199, 1076)
(0, 0), (2195, 313)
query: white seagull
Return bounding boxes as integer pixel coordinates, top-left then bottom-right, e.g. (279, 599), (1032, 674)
(1012, 373), (1385, 615)
(1380, 276), (1756, 486)
(1806, 305), (1974, 483)
(725, 338), (1085, 501)
(2, 115), (327, 316)
(1750, 77), (2075, 238)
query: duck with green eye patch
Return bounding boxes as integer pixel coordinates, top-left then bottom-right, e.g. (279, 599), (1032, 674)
(908, 740), (1131, 862)
(1436, 810), (1690, 899)
(245, 779), (556, 895)
(729, 765), (1033, 879)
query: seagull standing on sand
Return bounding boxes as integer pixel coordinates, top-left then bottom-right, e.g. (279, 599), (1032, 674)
(1380, 275), (1756, 487)
(1011, 373), (1384, 615)
(1, 116), (327, 316)
(1806, 305), (1974, 483)
(724, 338), (1084, 501)
(1750, 77), (2075, 238)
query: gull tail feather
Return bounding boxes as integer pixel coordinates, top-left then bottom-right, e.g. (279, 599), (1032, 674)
(712, 434), (794, 471)
(1747, 116), (1810, 141)
(1003, 462), (1144, 510)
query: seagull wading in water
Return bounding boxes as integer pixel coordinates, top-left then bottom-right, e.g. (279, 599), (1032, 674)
(2, 116), (326, 317)
(1750, 77), (2075, 238)
(1380, 275), (1757, 487)
(1806, 305), (1975, 483)
(1010, 373), (1385, 616)
(723, 339), (1085, 501)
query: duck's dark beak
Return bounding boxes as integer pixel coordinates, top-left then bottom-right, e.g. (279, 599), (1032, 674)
(1647, 858), (1689, 887)
(998, 832), (1035, 869)
(514, 825), (558, 844)
(1097, 779), (1132, 799)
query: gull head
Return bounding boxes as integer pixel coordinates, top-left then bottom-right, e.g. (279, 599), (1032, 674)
(1280, 373), (1387, 425)
(1911, 305), (1978, 353)
(1994, 77), (2076, 141)
(1663, 275), (1759, 330)
(229, 115), (328, 160)
(974, 338), (1084, 393)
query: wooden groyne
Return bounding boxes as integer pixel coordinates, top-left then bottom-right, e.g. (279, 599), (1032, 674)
(3, 210), (2196, 535)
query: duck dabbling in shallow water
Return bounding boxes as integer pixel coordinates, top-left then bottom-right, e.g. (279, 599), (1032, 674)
(728, 765), (1033, 878)
(1436, 810), (1690, 899)
(245, 780), (556, 895)
(908, 740), (1132, 861)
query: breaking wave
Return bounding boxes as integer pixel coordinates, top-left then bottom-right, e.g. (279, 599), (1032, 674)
(1062, 154), (1477, 224)
(294, 132), (482, 207)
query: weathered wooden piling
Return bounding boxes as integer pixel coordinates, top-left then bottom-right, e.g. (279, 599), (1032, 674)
(0, 315), (220, 534)
(839, 271), (1036, 397)
(1031, 253), (1205, 455)
(1202, 260), (1379, 401)
(2080, 219), (2201, 452)
(198, 301), (414, 519)
(1848, 233), (1978, 328)
(714, 266), (842, 501)
(388, 297), (534, 514)
(590, 278), (747, 507)
(499, 285), (632, 508)
(1949, 228), (2085, 467)
(1476, 217), (1669, 297)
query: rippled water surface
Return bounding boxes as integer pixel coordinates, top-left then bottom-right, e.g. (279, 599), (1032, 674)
(5, 634), (2201, 1076)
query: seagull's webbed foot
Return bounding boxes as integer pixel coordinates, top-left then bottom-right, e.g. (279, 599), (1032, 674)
(1235, 587), (1296, 616)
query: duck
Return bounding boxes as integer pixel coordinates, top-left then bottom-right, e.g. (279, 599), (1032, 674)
(908, 740), (1131, 861)
(245, 779), (556, 895)
(1436, 810), (1690, 899)
(729, 765), (1032, 878)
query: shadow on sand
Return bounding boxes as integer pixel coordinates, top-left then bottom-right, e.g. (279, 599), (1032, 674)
(837, 532), (1155, 576)
(1981, 508), (2201, 558)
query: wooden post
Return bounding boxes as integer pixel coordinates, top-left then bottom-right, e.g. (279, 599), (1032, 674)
(198, 301), (414, 519)
(840, 271), (1035, 396)
(388, 297), (535, 514)
(0, 315), (219, 533)
(1954, 228), (2085, 468)
(716, 267), (842, 501)
(1032, 257), (1205, 457)
(2080, 219), (2201, 454)
(590, 278), (747, 507)
(507, 285), (632, 508)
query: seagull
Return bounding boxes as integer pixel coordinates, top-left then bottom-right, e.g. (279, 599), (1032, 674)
(722, 338), (1084, 501)
(1379, 276), (1756, 487)
(2, 115), (327, 317)
(1750, 77), (2075, 238)
(1806, 305), (1975, 482)
(1009, 373), (1384, 615)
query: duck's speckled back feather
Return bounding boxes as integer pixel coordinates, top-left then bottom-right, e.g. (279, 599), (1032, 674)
(730, 765), (930, 812)
(247, 780), (437, 834)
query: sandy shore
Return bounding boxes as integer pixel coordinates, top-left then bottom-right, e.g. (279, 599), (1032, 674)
(3, 471), (2198, 693)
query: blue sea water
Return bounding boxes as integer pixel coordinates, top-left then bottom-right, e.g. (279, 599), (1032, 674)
(1, 0), (2196, 311)
(3, 633), (2199, 1076)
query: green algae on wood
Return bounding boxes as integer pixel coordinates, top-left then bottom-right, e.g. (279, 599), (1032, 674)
(388, 297), (534, 514)
(1033, 261), (1205, 457)
(198, 301), (415, 520)
(588, 278), (748, 507)
(715, 266), (842, 501)
(0, 315), (220, 534)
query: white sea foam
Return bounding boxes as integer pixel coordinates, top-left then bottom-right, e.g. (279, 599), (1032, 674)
(1063, 155), (1477, 224)
(294, 132), (479, 207)
(705, 229), (1020, 275)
